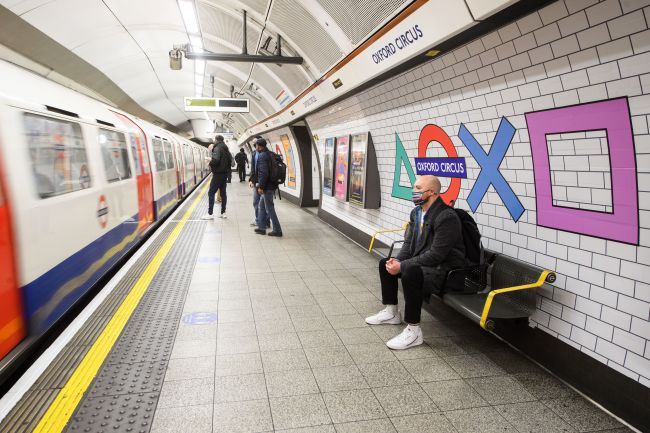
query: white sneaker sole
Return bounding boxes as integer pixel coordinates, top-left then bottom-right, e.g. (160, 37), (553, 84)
(365, 314), (402, 326)
(386, 333), (423, 350)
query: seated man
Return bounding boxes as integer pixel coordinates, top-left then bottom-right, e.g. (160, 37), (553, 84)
(366, 175), (466, 350)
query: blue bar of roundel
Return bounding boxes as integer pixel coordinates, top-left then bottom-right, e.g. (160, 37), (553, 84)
(414, 157), (467, 178)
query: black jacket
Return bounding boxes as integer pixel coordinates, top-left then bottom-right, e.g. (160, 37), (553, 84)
(254, 148), (276, 191)
(235, 151), (248, 167)
(397, 197), (466, 295)
(209, 142), (232, 174)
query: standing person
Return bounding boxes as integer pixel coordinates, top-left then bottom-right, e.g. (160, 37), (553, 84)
(202, 135), (232, 220)
(249, 138), (269, 228)
(252, 138), (282, 237)
(235, 148), (249, 182)
(365, 175), (466, 350)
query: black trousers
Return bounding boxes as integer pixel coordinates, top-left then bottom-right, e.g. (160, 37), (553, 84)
(208, 173), (228, 215)
(379, 257), (424, 324)
(237, 165), (246, 181)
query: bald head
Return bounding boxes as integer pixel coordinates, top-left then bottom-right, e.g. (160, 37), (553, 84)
(414, 175), (441, 193)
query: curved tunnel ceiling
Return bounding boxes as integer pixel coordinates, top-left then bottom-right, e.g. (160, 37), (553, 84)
(0, 0), (412, 137)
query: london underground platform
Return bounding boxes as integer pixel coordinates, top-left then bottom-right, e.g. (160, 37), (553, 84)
(0, 180), (632, 433)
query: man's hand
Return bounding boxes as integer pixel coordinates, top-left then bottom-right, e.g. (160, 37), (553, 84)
(249, 181), (253, 188)
(386, 258), (401, 275)
(257, 187), (264, 195)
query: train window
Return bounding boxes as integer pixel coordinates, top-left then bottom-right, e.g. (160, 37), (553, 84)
(163, 140), (175, 170)
(152, 138), (166, 172)
(24, 113), (90, 198)
(99, 129), (131, 183)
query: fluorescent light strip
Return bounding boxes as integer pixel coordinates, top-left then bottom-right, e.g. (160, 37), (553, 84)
(178, 0), (199, 34)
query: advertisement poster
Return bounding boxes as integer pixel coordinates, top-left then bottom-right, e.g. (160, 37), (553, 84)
(334, 135), (350, 201)
(323, 137), (335, 196)
(349, 133), (368, 205)
(280, 134), (296, 189)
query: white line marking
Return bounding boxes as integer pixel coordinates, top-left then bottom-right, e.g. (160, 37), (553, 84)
(0, 183), (206, 422)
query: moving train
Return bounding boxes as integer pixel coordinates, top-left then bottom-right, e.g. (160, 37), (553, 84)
(0, 60), (210, 369)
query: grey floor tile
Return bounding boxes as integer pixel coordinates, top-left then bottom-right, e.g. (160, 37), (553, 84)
(444, 406), (516, 433)
(216, 335), (260, 355)
(346, 343), (397, 364)
(313, 364), (369, 392)
(218, 308), (254, 323)
(171, 339), (217, 359)
(165, 356), (215, 381)
(258, 332), (303, 352)
(262, 348), (311, 372)
(372, 384), (438, 417)
(282, 294), (318, 307)
(215, 352), (263, 376)
(152, 404), (212, 433)
(512, 371), (575, 400)
(304, 346), (355, 368)
(270, 394), (332, 430)
(214, 373), (268, 403)
(321, 302), (360, 316)
(213, 399), (273, 433)
(390, 412), (456, 433)
(298, 330), (344, 348)
(336, 328), (383, 345)
(157, 378), (214, 409)
(483, 350), (540, 374)
(329, 314), (367, 330)
(266, 369), (319, 397)
(466, 375), (536, 404)
(323, 389), (386, 423)
(175, 323), (218, 341)
(420, 379), (488, 411)
(256, 318), (296, 335)
(357, 361), (415, 388)
(444, 353), (505, 378)
(544, 397), (624, 432)
(425, 336), (468, 357)
(254, 307), (292, 322)
(217, 321), (257, 338)
(495, 401), (578, 433)
(334, 418), (397, 433)
(276, 426), (336, 433)
(289, 305), (326, 319)
(218, 298), (252, 311)
(401, 357), (460, 383)
(391, 344), (437, 360)
(292, 315), (334, 331)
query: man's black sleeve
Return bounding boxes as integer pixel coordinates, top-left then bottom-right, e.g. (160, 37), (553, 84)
(401, 209), (461, 268)
(257, 152), (269, 189)
(395, 209), (415, 262)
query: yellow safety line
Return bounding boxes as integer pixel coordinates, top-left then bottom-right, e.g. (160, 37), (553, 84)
(32, 180), (210, 433)
(479, 270), (551, 329)
(368, 223), (409, 252)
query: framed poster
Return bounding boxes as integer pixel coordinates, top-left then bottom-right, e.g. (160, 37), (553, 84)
(280, 134), (297, 189)
(334, 135), (350, 201)
(349, 133), (368, 205)
(323, 137), (335, 196)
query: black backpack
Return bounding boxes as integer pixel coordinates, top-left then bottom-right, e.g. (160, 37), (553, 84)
(454, 208), (483, 265)
(269, 152), (287, 185)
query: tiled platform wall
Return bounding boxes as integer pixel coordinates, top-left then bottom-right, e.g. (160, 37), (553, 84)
(306, 0), (650, 386)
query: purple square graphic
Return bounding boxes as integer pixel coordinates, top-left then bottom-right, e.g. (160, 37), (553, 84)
(525, 98), (638, 245)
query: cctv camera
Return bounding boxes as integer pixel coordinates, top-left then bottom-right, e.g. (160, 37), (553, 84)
(169, 49), (183, 70)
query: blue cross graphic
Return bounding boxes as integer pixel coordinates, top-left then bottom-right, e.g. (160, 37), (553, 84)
(459, 117), (525, 222)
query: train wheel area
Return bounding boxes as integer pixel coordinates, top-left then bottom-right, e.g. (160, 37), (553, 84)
(0, 181), (633, 433)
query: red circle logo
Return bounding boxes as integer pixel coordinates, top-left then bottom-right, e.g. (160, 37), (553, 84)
(417, 124), (461, 205)
(97, 195), (108, 229)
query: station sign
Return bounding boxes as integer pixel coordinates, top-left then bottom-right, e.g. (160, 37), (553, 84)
(184, 97), (250, 113)
(415, 157), (467, 178)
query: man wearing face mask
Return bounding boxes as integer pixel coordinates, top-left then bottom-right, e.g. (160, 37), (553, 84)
(366, 175), (466, 350)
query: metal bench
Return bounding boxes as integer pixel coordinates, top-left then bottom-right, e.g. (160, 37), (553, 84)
(371, 233), (556, 331)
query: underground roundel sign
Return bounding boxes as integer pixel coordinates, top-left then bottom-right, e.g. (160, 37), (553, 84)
(97, 195), (108, 229)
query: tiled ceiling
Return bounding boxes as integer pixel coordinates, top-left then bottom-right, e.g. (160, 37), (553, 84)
(1, 0), (413, 136)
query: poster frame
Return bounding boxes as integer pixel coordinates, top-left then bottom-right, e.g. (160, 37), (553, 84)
(348, 132), (369, 206)
(334, 135), (351, 201)
(323, 137), (336, 196)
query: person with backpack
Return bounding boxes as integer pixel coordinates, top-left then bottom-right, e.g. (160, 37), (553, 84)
(234, 148), (249, 182)
(202, 135), (232, 220)
(365, 175), (466, 350)
(252, 138), (283, 237)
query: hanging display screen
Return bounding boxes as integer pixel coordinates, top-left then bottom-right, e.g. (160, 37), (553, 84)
(334, 135), (350, 201)
(323, 137), (335, 196)
(349, 133), (368, 205)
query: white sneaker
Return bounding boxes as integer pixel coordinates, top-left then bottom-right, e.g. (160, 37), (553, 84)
(365, 307), (402, 325)
(386, 325), (423, 350)
(250, 221), (257, 226)
(219, 213), (227, 219)
(201, 213), (214, 220)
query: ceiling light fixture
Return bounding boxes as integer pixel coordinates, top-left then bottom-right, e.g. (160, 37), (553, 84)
(178, 0), (199, 34)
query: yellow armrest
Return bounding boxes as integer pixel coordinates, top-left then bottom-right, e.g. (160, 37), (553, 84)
(368, 222), (409, 253)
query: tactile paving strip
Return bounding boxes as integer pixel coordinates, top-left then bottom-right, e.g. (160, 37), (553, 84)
(63, 211), (205, 433)
(0, 182), (208, 433)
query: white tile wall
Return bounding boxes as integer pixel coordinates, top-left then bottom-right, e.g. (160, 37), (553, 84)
(305, 0), (650, 386)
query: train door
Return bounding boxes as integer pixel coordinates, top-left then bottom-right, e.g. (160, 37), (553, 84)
(111, 112), (154, 230)
(175, 141), (185, 197)
(0, 155), (25, 359)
